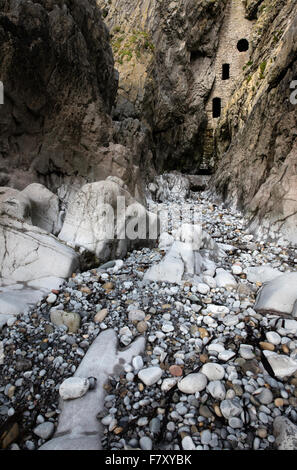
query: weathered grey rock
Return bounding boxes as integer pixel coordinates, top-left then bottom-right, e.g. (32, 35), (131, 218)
(0, 187), (32, 223)
(128, 310), (146, 322)
(0, 216), (79, 282)
(175, 224), (203, 251)
(40, 330), (145, 450)
(0, 314), (12, 331)
(178, 373), (208, 394)
(201, 363), (225, 381)
(59, 377), (90, 401)
(256, 388), (274, 405)
(246, 266), (282, 284)
(207, 380), (226, 400)
(239, 344), (255, 360)
(153, 172), (190, 202)
(50, 311), (81, 334)
(264, 351), (297, 378)
(59, 178), (158, 263)
(144, 242), (185, 284)
(22, 184), (62, 235)
(158, 232), (175, 252)
(139, 436), (153, 451)
(273, 417), (297, 450)
(0, 277), (64, 317)
(33, 422), (55, 440)
(0, 0), (125, 196)
(182, 435), (196, 451)
(138, 367), (163, 386)
(215, 268), (237, 289)
(255, 272), (297, 317)
(99, 0), (227, 174)
(266, 331), (281, 345)
(145, 223), (221, 284)
(220, 399), (243, 419)
(132, 355), (144, 371)
(161, 378), (179, 392)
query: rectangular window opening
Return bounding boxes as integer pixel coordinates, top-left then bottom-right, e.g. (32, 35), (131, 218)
(212, 97), (221, 118)
(222, 64), (230, 80)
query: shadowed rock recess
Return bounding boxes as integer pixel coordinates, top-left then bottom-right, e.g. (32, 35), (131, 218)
(1, 0), (297, 454)
(0, 0), (143, 200)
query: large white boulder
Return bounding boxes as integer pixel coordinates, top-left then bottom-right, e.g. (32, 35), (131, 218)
(0, 216), (79, 282)
(145, 223), (225, 284)
(215, 268), (237, 289)
(0, 277), (64, 317)
(21, 183), (62, 235)
(175, 224), (203, 251)
(40, 329), (145, 450)
(263, 351), (297, 378)
(273, 417), (297, 450)
(59, 178), (159, 262)
(144, 241), (185, 284)
(0, 187), (32, 223)
(246, 265), (282, 284)
(255, 272), (297, 317)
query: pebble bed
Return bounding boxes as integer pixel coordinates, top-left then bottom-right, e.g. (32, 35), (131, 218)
(1, 191), (297, 450)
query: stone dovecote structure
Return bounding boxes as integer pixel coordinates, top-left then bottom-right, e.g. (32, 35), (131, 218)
(202, 0), (253, 168)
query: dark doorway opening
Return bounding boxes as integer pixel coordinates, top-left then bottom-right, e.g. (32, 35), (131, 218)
(190, 50), (203, 62)
(237, 39), (249, 52)
(222, 64), (230, 80)
(212, 98), (221, 118)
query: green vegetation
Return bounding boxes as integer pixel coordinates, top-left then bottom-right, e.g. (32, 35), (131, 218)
(111, 28), (155, 65)
(259, 60), (267, 79)
(243, 60), (253, 71)
(272, 29), (284, 45)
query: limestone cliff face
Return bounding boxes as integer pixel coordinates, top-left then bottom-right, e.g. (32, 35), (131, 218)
(212, 0), (297, 244)
(98, 0), (228, 173)
(0, 0), (143, 202)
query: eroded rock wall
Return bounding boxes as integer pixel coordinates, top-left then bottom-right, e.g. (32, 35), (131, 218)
(98, 0), (228, 174)
(0, 0), (143, 202)
(212, 0), (297, 244)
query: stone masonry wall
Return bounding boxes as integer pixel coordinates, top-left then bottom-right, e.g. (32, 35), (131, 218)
(202, 0), (253, 168)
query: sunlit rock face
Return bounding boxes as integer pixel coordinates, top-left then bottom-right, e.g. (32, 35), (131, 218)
(212, 0), (297, 244)
(98, 0), (228, 174)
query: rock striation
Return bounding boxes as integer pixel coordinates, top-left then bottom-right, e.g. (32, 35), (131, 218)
(0, 0), (142, 201)
(98, 0), (228, 173)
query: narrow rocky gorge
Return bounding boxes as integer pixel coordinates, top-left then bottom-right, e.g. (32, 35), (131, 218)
(0, 0), (297, 454)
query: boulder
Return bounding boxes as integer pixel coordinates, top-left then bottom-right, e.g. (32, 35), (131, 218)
(145, 223), (224, 284)
(263, 351), (297, 378)
(39, 329), (145, 450)
(59, 178), (159, 263)
(255, 272), (297, 317)
(144, 242), (185, 284)
(0, 187), (31, 223)
(273, 416), (297, 450)
(215, 268), (237, 289)
(175, 224), (203, 251)
(0, 216), (79, 282)
(245, 265), (282, 284)
(153, 172), (190, 202)
(21, 183), (62, 235)
(158, 232), (174, 252)
(0, 277), (64, 317)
